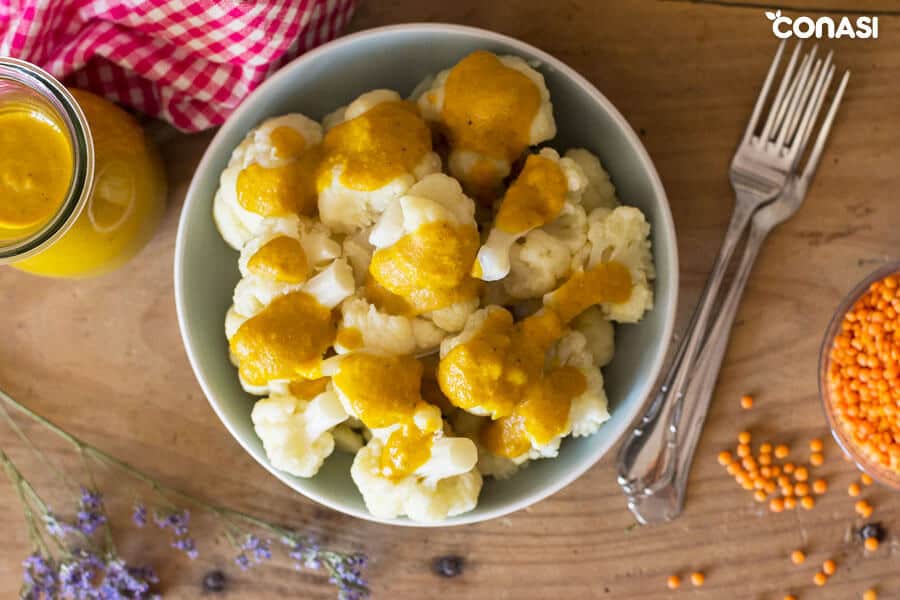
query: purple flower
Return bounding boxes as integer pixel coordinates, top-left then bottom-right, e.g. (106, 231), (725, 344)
(100, 558), (159, 599)
(132, 504), (147, 528)
(234, 553), (250, 570)
(21, 552), (58, 599)
(172, 537), (198, 560)
(43, 513), (76, 538)
(76, 488), (107, 535)
(241, 535), (272, 562)
(153, 509), (190, 537)
(287, 537), (322, 570)
(58, 550), (103, 596)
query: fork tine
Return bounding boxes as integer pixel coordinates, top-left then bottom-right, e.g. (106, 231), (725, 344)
(800, 70), (851, 182)
(758, 42), (802, 143)
(787, 59), (834, 166)
(741, 40), (786, 144)
(765, 48), (811, 143)
(781, 54), (825, 148)
(773, 46), (818, 148)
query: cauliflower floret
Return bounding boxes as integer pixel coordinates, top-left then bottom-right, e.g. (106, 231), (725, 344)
(366, 173), (480, 337)
(213, 114), (322, 250)
(549, 330), (611, 437)
(503, 229), (571, 299)
(571, 306), (615, 367)
(232, 257), (355, 319)
(335, 296), (444, 355)
(341, 228), (374, 286)
(230, 113), (323, 170)
(439, 306), (499, 359)
(251, 386), (348, 478)
(542, 202), (590, 271)
(332, 423), (365, 453)
(317, 90), (442, 233)
(448, 410), (521, 480)
(474, 148), (587, 282)
(350, 435), (482, 523)
(585, 206), (655, 323)
(417, 51), (556, 199)
(565, 148), (618, 211)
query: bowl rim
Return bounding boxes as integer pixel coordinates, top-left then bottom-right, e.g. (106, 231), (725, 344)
(174, 22), (679, 526)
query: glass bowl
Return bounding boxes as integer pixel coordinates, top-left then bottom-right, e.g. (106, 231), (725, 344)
(819, 260), (900, 489)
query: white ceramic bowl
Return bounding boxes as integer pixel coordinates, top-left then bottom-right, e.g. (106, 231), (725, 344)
(175, 23), (678, 526)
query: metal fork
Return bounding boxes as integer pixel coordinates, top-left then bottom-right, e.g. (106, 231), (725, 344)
(617, 42), (841, 523)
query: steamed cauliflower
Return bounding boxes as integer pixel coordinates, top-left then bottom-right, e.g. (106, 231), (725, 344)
(571, 306), (616, 367)
(417, 50), (556, 199)
(474, 148), (587, 282)
(317, 90), (442, 233)
(350, 435), (482, 523)
(251, 383), (348, 478)
(584, 205), (655, 323)
(213, 113), (323, 249)
(335, 296), (445, 355)
(548, 330), (611, 437)
(565, 148), (618, 211)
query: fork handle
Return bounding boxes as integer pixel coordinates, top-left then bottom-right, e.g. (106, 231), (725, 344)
(616, 198), (756, 524)
(631, 218), (770, 524)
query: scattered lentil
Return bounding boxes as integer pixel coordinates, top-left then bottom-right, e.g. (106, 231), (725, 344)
(795, 482), (810, 497)
(864, 588), (878, 600)
(801, 496), (816, 510)
(864, 537), (880, 552)
(810, 438), (824, 452)
(718, 451), (733, 466)
(810, 452), (825, 467)
(858, 522), (885, 542)
(849, 482), (862, 497)
(775, 444), (790, 459)
(690, 572), (705, 587)
(738, 431), (752, 445)
(823, 559), (837, 575)
(813, 479), (828, 494)
(790, 550), (806, 565)
(861, 473), (874, 486)
(794, 466), (809, 482)
(740, 395), (754, 410)
(814, 572), (828, 586)
(667, 575), (681, 590)
(784, 462), (796, 474)
(760, 442), (773, 454)
(769, 498), (785, 513)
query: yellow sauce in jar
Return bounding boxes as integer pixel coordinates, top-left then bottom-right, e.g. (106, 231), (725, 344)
(10, 89), (166, 277)
(495, 154), (567, 234)
(230, 291), (335, 387)
(246, 235), (309, 283)
(317, 101), (432, 192)
(0, 108), (72, 237)
(369, 221), (481, 314)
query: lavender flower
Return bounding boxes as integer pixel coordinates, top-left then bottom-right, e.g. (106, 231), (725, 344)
(58, 550), (104, 596)
(241, 535), (272, 562)
(43, 513), (76, 538)
(171, 537), (198, 560)
(132, 504), (147, 528)
(21, 553), (58, 599)
(234, 553), (251, 570)
(100, 558), (159, 598)
(153, 509), (190, 537)
(76, 488), (107, 535)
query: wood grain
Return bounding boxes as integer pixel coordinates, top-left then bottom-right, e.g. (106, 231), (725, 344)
(1, 1), (899, 598)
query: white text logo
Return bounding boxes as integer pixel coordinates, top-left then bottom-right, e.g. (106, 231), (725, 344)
(766, 10), (878, 39)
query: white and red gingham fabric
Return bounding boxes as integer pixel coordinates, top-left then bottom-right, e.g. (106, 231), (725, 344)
(0, 0), (357, 131)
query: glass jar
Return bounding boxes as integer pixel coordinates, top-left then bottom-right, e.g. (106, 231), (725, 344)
(0, 58), (166, 278)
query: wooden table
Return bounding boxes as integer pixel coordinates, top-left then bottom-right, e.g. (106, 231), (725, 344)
(2, 1), (900, 598)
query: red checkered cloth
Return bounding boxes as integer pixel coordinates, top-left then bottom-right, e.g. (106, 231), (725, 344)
(0, 0), (357, 131)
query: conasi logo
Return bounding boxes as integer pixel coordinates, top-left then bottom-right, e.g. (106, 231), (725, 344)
(766, 10), (879, 39)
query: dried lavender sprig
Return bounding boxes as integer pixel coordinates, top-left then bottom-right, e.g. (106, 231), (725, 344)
(0, 386), (369, 598)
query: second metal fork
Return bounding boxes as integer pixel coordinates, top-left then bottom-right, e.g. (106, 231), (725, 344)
(617, 42), (845, 524)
